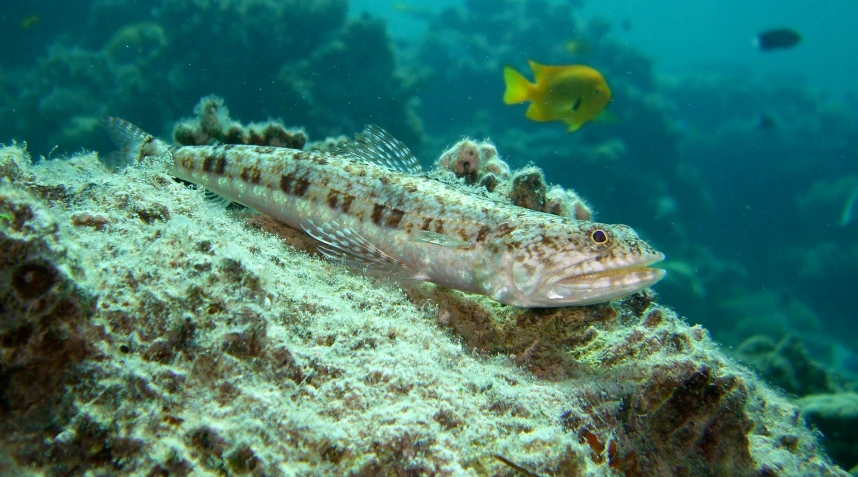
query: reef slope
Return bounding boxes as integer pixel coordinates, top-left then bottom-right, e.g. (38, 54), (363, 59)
(0, 144), (848, 476)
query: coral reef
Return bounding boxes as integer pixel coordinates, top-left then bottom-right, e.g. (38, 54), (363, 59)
(660, 76), (858, 341)
(0, 136), (849, 475)
(2, 0), (858, 472)
(0, 0), (421, 157)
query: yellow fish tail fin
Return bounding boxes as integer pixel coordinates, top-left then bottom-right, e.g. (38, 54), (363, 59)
(503, 65), (533, 104)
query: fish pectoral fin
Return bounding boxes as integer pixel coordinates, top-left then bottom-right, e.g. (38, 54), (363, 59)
(566, 121), (584, 132)
(301, 218), (426, 280)
(333, 124), (423, 175)
(203, 188), (234, 210)
(571, 97), (583, 112)
(595, 109), (619, 124)
(525, 103), (550, 122)
(411, 230), (472, 248)
(503, 65), (532, 104)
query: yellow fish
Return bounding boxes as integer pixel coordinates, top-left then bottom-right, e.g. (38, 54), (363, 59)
(503, 60), (612, 132)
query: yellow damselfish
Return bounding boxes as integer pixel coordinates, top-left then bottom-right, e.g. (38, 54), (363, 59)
(503, 59), (612, 132)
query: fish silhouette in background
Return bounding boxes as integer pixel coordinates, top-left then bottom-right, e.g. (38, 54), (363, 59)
(754, 28), (802, 51)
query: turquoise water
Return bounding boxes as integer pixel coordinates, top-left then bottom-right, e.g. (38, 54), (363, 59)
(355, 0), (858, 95)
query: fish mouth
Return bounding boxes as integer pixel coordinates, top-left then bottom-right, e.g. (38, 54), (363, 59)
(575, 256), (665, 283)
(543, 253), (667, 306)
(574, 264), (666, 293)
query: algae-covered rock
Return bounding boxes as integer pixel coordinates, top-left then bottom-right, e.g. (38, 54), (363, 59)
(0, 146), (93, 453)
(734, 334), (837, 396)
(0, 142), (849, 476)
(799, 393), (858, 472)
(435, 138), (592, 221)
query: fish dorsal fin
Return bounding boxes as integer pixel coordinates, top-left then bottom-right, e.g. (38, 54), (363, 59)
(103, 116), (171, 166)
(334, 125), (423, 175)
(527, 59), (549, 83)
(301, 218), (429, 280)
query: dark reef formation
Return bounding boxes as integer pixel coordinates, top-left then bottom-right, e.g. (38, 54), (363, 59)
(0, 0), (422, 157)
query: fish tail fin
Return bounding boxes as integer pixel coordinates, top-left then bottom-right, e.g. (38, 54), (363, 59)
(102, 116), (171, 168)
(503, 65), (533, 104)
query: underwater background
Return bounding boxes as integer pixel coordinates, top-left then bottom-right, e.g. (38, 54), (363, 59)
(2, 0), (858, 474)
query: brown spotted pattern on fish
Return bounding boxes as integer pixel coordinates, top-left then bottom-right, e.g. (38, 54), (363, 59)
(104, 117), (665, 307)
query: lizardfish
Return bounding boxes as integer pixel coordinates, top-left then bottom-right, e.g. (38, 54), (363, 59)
(104, 117), (665, 307)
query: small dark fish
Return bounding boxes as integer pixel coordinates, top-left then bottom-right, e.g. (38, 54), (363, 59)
(757, 113), (777, 130)
(755, 28), (802, 51)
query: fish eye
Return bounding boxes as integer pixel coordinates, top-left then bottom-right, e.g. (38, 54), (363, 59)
(589, 227), (611, 245)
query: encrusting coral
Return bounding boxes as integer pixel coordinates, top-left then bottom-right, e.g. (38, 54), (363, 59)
(0, 119), (850, 475)
(436, 138), (593, 221)
(172, 96), (308, 149)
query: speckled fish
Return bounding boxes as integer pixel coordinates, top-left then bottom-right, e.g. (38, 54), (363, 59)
(104, 117), (665, 307)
